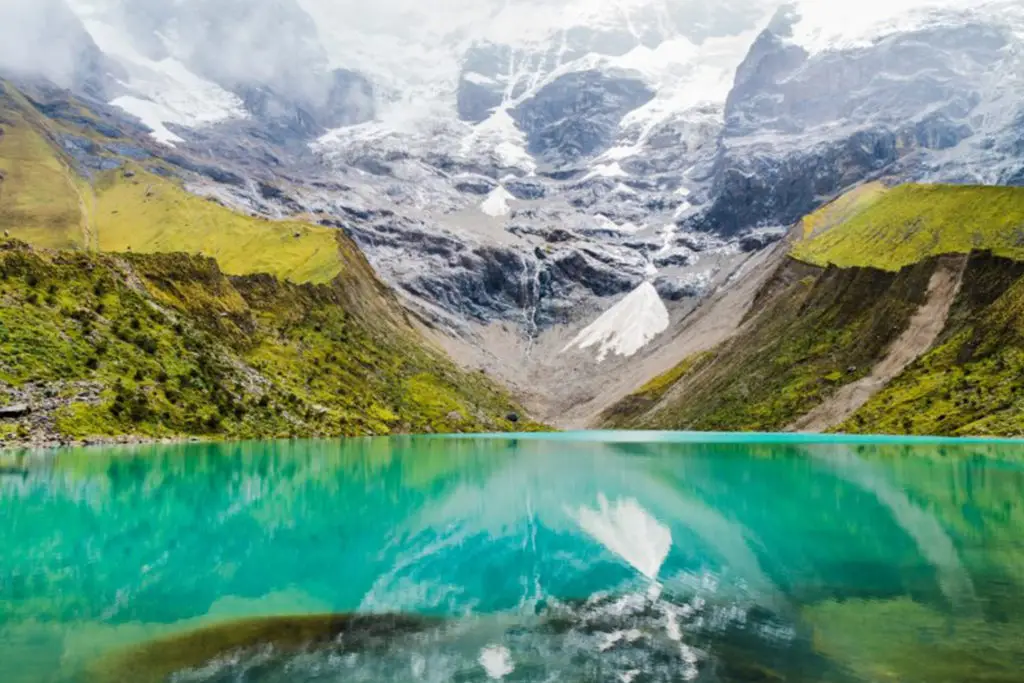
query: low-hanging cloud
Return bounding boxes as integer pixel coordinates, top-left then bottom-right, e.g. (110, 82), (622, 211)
(0, 0), (109, 92)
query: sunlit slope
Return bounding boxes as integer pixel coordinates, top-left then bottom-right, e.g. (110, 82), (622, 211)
(793, 184), (1024, 270)
(0, 82), (539, 440)
(842, 253), (1024, 436)
(600, 259), (936, 432)
(93, 171), (343, 284)
(0, 81), (343, 285)
(0, 242), (533, 440)
(0, 88), (88, 250)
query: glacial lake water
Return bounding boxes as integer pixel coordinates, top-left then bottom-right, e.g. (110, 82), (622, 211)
(2, 432), (1024, 682)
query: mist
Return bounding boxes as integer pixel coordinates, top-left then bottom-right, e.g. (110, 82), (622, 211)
(0, 0), (112, 95)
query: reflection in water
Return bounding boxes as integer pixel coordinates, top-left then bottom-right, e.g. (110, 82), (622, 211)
(2, 434), (1024, 682)
(571, 494), (672, 582)
(812, 446), (978, 613)
(478, 644), (514, 680)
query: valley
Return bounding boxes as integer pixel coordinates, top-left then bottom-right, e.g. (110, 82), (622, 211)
(0, 0), (1023, 441)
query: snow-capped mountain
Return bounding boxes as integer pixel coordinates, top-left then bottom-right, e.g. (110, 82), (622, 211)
(2, 0), (1023, 419)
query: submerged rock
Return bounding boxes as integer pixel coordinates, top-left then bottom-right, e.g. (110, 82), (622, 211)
(90, 613), (440, 683)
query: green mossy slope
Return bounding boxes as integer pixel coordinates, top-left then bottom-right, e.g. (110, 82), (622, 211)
(0, 86), (90, 250)
(0, 81), (541, 442)
(1, 81), (351, 285)
(842, 252), (1024, 437)
(601, 258), (937, 432)
(92, 169), (346, 284)
(0, 242), (533, 443)
(793, 184), (1024, 270)
(600, 351), (714, 429)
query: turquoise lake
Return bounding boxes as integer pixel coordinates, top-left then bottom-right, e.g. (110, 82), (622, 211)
(2, 432), (1024, 682)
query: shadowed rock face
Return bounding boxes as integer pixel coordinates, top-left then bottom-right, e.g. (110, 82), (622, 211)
(693, 12), (1024, 235)
(90, 613), (441, 683)
(512, 70), (655, 164)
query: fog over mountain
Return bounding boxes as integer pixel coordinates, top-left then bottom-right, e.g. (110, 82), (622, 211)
(1, 0), (1022, 420)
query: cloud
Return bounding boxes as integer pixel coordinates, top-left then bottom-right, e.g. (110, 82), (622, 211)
(0, 0), (108, 92)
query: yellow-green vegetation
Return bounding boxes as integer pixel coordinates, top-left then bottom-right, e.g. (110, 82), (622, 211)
(798, 180), (888, 239)
(0, 81), (345, 285)
(0, 90), (88, 249)
(601, 352), (714, 428)
(93, 170), (344, 283)
(0, 82), (542, 441)
(793, 184), (1024, 270)
(605, 184), (1024, 436)
(0, 241), (534, 441)
(807, 598), (1024, 683)
(842, 253), (1024, 437)
(601, 259), (936, 432)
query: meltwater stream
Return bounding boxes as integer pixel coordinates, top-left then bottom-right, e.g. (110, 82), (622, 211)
(2, 432), (1024, 683)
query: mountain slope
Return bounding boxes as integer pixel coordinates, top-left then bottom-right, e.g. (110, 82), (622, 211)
(0, 242), (532, 447)
(0, 80), (349, 283)
(0, 83), (534, 446)
(601, 184), (1024, 437)
(841, 252), (1024, 436)
(792, 184), (1024, 270)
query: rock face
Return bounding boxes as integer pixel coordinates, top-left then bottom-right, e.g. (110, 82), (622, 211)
(512, 70), (655, 163)
(691, 2), (1024, 234)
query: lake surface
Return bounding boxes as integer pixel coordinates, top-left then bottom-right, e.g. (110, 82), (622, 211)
(2, 432), (1024, 682)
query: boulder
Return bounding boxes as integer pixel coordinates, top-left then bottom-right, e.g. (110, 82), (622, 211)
(0, 403), (31, 419)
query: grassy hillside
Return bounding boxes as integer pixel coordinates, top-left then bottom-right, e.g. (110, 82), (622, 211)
(93, 170), (344, 284)
(842, 253), (1024, 437)
(0, 88), (90, 250)
(601, 258), (936, 432)
(605, 182), (1024, 437)
(0, 241), (533, 444)
(601, 352), (714, 429)
(1, 82), (349, 285)
(792, 184), (1024, 270)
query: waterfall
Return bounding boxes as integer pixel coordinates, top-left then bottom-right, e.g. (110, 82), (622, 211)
(520, 255), (542, 355)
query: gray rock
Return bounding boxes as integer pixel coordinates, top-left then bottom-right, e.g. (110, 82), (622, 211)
(0, 404), (31, 419)
(512, 70), (655, 164)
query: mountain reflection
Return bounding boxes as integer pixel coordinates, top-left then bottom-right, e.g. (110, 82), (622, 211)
(2, 435), (1023, 682)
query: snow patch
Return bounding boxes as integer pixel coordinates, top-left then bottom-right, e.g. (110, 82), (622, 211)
(462, 109), (537, 173)
(564, 282), (669, 362)
(463, 71), (498, 86)
(673, 200), (694, 220)
(785, 0), (1018, 55)
(584, 161), (629, 180)
(481, 186), (516, 217)
(68, 10), (247, 145)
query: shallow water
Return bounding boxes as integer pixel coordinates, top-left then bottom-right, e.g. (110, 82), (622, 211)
(2, 432), (1024, 682)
